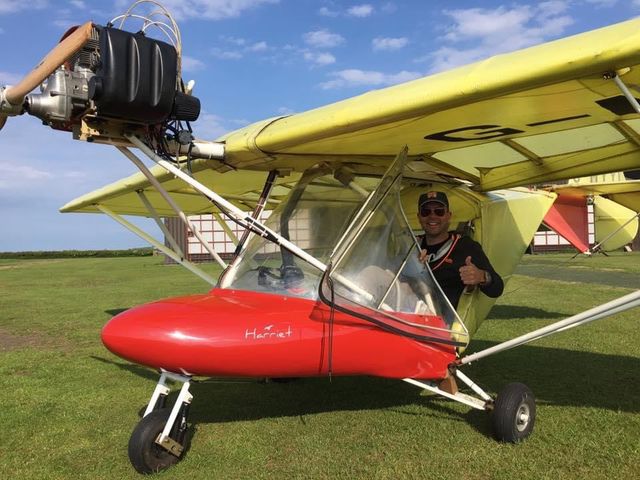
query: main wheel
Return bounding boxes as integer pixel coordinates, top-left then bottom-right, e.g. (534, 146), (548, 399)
(128, 408), (185, 474)
(492, 382), (536, 443)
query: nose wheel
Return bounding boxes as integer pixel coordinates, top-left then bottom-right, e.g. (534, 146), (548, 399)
(128, 372), (193, 474)
(492, 382), (536, 443)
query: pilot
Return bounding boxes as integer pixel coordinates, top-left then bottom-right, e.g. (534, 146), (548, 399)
(417, 191), (503, 308)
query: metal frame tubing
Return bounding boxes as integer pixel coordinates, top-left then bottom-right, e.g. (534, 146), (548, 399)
(136, 190), (185, 258)
(127, 134), (327, 272)
(96, 204), (217, 285)
(613, 74), (640, 114)
(117, 146), (227, 269)
(403, 378), (487, 410)
(589, 212), (640, 254)
(460, 289), (640, 365)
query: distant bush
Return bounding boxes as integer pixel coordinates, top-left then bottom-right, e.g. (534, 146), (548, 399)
(0, 248), (154, 259)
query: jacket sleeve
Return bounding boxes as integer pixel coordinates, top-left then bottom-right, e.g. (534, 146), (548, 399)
(469, 240), (504, 299)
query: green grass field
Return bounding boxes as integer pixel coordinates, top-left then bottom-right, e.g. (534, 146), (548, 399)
(1, 253), (638, 479)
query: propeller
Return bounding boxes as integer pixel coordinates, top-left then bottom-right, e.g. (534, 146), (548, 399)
(0, 21), (93, 131)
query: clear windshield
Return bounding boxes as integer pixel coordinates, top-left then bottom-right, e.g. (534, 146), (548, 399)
(320, 151), (468, 346)
(219, 158), (467, 347)
(219, 168), (377, 299)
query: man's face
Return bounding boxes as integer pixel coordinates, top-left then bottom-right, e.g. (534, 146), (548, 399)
(418, 201), (451, 238)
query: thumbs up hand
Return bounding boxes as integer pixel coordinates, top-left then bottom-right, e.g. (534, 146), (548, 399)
(459, 256), (486, 286)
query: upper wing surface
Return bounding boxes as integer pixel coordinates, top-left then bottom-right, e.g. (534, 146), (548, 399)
(63, 18), (640, 215)
(220, 18), (640, 191)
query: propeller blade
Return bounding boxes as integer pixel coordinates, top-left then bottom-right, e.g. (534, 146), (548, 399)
(0, 114), (7, 131)
(4, 21), (93, 106)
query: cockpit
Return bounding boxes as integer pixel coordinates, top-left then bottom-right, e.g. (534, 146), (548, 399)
(219, 156), (468, 347)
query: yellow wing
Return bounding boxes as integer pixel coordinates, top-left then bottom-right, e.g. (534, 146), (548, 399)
(550, 179), (640, 212)
(60, 158), (300, 215)
(219, 18), (640, 191)
(62, 18), (640, 215)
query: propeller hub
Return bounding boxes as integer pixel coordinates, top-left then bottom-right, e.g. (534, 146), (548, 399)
(0, 86), (25, 116)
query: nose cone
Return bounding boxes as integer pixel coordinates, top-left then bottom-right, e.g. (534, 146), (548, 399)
(100, 290), (319, 377)
(101, 297), (208, 374)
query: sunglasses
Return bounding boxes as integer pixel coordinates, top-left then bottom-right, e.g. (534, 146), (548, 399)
(419, 206), (447, 217)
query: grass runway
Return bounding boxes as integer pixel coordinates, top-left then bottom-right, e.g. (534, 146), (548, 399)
(0, 253), (638, 479)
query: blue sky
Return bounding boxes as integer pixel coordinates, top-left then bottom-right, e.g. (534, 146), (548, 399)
(1, 0), (639, 251)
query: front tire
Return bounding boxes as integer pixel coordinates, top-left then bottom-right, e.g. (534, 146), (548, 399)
(128, 408), (184, 474)
(492, 382), (536, 443)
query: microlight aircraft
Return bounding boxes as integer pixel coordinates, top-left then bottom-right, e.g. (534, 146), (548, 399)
(2, 2), (640, 474)
(543, 175), (640, 254)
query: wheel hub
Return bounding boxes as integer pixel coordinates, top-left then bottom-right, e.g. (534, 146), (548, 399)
(516, 403), (530, 431)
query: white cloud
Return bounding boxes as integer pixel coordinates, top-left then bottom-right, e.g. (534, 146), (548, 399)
(372, 37), (408, 51)
(181, 55), (206, 72)
(320, 69), (421, 89)
(347, 4), (373, 17)
(303, 51), (336, 66)
(147, 0), (279, 21)
(69, 0), (85, 8)
(584, 0), (617, 6)
(221, 35), (246, 46)
(211, 39), (269, 59)
(211, 47), (243, 59)
(303, 29), (345, 48)
(318, 6), (338, 17)
(0, 162), (52, 190)
(427, 3), (574, 72)
(633, 0), (640, 7)
(0, 0), (49, 14)
(0, 0), (47, 14)
(191, 111), (243, 140)
(381, 2), (396, 13)
(0, 71), (21, 84)
(247, 41), (268, 52)
(277, 106), (295, 115)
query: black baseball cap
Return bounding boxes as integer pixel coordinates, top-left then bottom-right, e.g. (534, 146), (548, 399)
(418, 191), (449, 209)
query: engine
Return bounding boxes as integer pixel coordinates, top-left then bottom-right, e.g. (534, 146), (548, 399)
(25, 24), (200, 144)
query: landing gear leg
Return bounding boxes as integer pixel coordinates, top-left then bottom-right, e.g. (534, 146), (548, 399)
(405, 371), (536, 443)
(128, 372), (193, 474)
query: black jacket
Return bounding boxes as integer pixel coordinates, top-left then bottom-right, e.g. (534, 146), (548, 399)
(420, 233), (504, 309)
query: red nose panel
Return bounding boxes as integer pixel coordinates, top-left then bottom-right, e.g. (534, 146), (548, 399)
(101, 289), (455, 380)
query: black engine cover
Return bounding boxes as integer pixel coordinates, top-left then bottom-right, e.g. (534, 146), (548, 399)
(89, 26), (178, 124)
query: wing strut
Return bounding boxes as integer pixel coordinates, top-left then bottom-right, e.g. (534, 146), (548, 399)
(95, 204), (217, 285)
(125, 134), (382, 301)
(136, 190), (185, 258)
(117, 146), (228, 269)
(212, 212), (239, 246)
(610, 71), (640, 114)
(126, 134), (327, 272)
(588, 211), (640, 254)
(458, 289), (640, 365)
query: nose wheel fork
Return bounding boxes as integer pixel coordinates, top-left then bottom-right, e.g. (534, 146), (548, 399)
(128, 372), (193, 474)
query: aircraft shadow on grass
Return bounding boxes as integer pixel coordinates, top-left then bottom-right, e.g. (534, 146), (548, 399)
(92, 341), (640, 442)
(91, 355), (158, 381)
(487, 304), (566, 320)
(94, 304), (637, 440)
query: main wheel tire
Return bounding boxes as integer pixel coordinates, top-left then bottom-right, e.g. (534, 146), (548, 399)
(128, 408), (184, 474)
(492, 382), (536, 443)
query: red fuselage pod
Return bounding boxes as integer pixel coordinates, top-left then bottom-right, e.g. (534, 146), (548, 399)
(101, 288), (456, 379)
